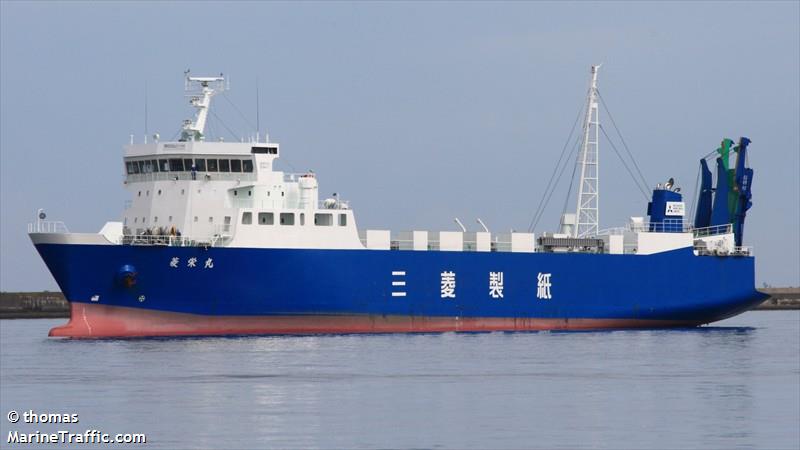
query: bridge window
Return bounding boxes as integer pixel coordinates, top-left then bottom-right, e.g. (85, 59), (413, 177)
(169, 159), (183, 171)
(126, 161), (136, 174)
(242, 212), (252, 225)
(231, 159), (242, 172)
(339, 214), (347, 226)
(314, 213), (333, 226)
(207, 159), (218, 172)
(243, 160), (254, 172)
(195, 158), (206, 171)
(280, 213), (295, 225)
(219, 159), (230, 172)
(159, 159), (169, 172)
(150, 159), (159, 172)
(258, 212), (274, 225)
(142, 160), (154, 173)
(184, 159), (193, 171)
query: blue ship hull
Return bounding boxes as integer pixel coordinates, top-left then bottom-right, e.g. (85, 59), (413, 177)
(35, 243), (765, 337)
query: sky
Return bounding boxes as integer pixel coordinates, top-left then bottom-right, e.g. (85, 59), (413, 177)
(1, 1), (798, 290)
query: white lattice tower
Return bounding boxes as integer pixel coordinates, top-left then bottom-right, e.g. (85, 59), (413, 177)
(574, 65), (601, 238)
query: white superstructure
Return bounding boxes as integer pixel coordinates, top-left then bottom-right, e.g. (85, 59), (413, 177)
(122, 75), (360, 249)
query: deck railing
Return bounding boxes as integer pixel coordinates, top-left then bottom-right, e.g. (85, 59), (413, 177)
(118, 234), (228, 247)
(28, 221), (69, 234)
(598, 221), (732, 237)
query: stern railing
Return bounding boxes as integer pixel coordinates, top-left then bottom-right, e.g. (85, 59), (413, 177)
(692, 223), (733, 237)
(693, 244), (752, 256)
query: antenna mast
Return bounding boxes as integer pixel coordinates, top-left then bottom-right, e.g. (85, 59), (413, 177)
(574, 65), (601, 238)
(256, 77), (261, 142)
(144, 81), (148, 137)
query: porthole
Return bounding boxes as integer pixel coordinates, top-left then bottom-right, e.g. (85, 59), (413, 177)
(194, 216), (198, 222)
(158, 189), (162, 195)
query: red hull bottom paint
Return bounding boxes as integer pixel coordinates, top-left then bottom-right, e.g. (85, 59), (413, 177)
(49, 303), (703, 338)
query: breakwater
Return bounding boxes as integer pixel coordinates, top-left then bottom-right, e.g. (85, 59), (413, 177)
(0, 292), (68, 318)
(756, 287), (800, 310)
(1, 288), (798, 319)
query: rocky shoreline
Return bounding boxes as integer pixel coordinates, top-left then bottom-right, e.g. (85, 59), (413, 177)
(1, 288), (798, 319)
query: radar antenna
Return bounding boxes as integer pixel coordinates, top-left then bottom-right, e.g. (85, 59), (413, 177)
(574, 65), (601, 238)
(181, 71), (226, 141)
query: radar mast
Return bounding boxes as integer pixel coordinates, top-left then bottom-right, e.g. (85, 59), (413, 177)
(181, 71), (226, 141)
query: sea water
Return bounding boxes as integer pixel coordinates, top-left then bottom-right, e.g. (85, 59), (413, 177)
(1, 311), (798, 449)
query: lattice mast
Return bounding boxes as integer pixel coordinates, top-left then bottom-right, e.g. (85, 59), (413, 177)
(574, 65), (601, 238)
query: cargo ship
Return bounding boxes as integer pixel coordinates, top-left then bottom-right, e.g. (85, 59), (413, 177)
(29, 67), (765, 338)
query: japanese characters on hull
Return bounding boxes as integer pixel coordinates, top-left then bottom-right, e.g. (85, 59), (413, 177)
(169, 256), (214, 269)
(391, 270), (553, 300)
